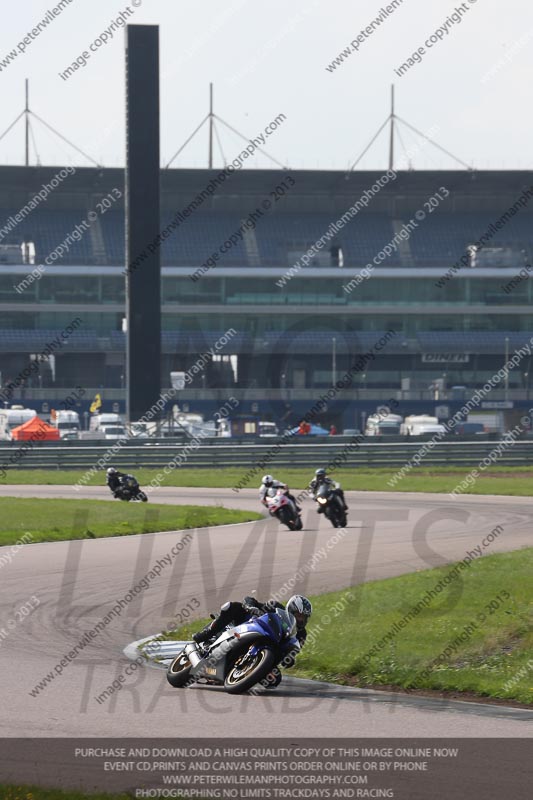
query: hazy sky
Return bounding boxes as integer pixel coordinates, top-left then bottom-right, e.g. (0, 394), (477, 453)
(1, 0), (532, 171)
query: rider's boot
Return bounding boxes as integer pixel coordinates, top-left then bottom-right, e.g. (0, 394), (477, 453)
(192, 620), (218, 644)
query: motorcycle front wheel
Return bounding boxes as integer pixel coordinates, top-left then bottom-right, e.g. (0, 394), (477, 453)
(224, 646), (277, 694)
(166, 651), (193, 688)
(277, 507), (292, 530)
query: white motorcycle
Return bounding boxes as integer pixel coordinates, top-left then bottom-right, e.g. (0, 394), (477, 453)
(265, 487), (303, 531)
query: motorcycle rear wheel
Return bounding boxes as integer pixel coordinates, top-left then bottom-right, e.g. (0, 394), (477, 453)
(137, 491), (148, 502)
(166, 651), (193, 688)
(224, 646), (277, 694)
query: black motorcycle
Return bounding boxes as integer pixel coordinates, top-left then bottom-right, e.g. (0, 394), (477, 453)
(113, 474), (148, 502)
(316, 483), (347, 528)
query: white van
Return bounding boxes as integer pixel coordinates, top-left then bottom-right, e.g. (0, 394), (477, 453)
(90, 413), (123, 432)
(53, 410), (80, 439)
(401, 415), (446, 436)
(365, 413), (403, 436)
(0, 406), (37, 440)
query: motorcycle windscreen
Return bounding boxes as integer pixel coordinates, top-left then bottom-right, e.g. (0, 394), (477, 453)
(275, 608), (297, 637)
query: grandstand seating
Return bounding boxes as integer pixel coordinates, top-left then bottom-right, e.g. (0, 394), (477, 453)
(99, 210), (400, 268)
(0, 329), (99, 350)
(2, 203), (532, 269)
(0, 209), (94, 264)
(2, 328), (531, 356)
(110, 330), (251, 353)
(408, 213), (533, 266)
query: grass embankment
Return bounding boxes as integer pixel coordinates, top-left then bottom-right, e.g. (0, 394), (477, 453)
(160, 548), (533, 705)
(0, 498), (262, 546)
(0, 788), (136, 800)
(2, 465), (533, 496)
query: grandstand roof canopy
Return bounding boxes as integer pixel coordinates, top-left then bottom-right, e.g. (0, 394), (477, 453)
(1, 166), (533, 214)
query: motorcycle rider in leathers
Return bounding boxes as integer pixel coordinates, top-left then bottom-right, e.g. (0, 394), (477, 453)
(192, 594), (312, 687)
(308, 468), (348, 514)
(260, 474), (302, 516)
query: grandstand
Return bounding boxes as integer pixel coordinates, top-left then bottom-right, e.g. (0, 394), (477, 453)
(0, 165), (532, 429)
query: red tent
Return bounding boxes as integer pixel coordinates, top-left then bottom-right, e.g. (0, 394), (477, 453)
(11, 415), (60, 441)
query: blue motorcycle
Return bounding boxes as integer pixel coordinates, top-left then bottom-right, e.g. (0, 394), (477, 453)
(166, 608), (299, 694)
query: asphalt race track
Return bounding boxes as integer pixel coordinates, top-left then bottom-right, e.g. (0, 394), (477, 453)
(0, 486), (532, 738)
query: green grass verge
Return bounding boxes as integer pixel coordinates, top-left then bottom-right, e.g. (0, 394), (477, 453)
(0, 497), (262, 546)
(0, 787), (135, 800)
(1, 466), (533, 496)
(160, 548), (533, 705)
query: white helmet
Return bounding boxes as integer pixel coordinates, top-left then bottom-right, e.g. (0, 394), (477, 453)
(262, 474), (274, 486)
(287, 595), (313, 627)
(106, 467), (117, 476)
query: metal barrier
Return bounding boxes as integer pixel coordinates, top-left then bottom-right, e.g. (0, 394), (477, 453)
(1, 437), (533, 472)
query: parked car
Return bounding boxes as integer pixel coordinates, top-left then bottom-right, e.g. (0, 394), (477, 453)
(454, 422), (486, 435)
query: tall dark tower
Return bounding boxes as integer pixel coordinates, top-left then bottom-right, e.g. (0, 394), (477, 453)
(125, 25), (161, 422)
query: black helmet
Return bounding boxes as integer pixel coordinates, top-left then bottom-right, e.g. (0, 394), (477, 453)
(315, 468), (326, 480)
(287, 595), (313, 627)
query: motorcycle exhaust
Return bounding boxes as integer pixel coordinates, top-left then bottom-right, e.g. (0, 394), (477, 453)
(184, 642), (202, 667)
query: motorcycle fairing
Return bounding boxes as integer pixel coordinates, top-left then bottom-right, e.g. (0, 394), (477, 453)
(189, 610), (297, 683)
